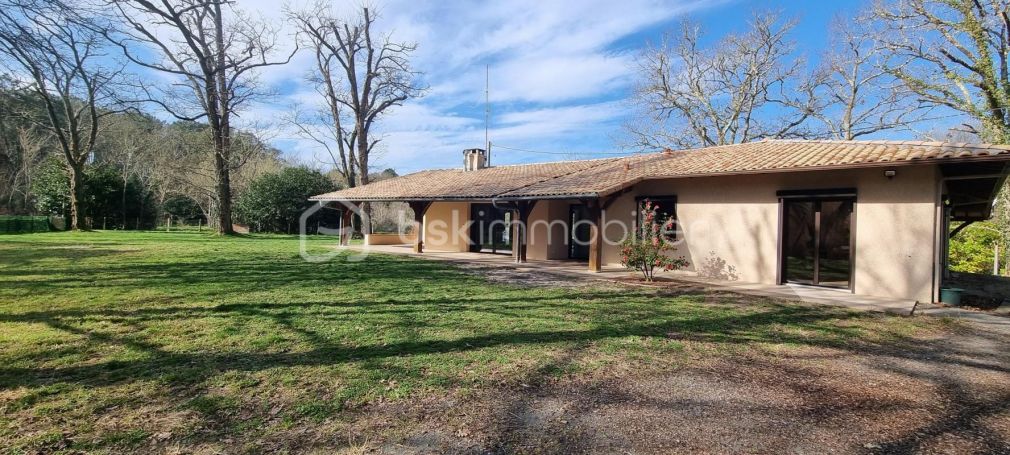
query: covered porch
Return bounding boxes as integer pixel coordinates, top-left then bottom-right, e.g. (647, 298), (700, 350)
(332, 196), (617, 273)
(348, 243), (919, 315)
(310, 142), (1010, 304)
(936, 160), (1010, 302)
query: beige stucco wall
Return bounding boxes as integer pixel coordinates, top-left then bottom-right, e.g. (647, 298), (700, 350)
(365, 233), (417, 245)
(422, 202), (470, 252)
(599, 165), (939, 302)
(527, 199), (577, 260)
(415, 165), (939, 301)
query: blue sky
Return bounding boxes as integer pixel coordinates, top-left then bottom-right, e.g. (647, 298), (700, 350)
(236, 0), (874, 174)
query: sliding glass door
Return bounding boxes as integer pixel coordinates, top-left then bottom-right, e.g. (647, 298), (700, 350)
(782, 198), (854, 289)
(569, 204), (591, 260)
(469, 204), (511, 254)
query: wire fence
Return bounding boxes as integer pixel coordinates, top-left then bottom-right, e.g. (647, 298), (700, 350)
(0, 216), (57, 234)
(156, 216), (209, 232)
(0, 215), (187, 233)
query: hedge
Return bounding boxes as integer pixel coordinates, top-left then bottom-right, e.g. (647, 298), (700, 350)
(0, 216), (51, 234)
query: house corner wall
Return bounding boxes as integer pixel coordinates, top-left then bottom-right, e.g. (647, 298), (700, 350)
(597, 165), (940, 302)
(422, 202), (470, 252)
(527, 199), (575, 260)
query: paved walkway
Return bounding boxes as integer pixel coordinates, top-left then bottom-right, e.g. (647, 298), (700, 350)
(913, 302), (1010, 335)
(349, 244), (919, 315)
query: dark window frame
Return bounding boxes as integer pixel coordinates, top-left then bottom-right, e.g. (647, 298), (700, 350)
(568, 203), (591, 260)
(635, 195), (678, 241)
(776, 189), (857, 292)
(468, 203), (511, 254)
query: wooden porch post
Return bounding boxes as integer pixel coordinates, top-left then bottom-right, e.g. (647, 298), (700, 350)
(587, 199), (602, 272)
(513, 201), (537, 263)
(512, 220), (520, 261)
(407, 201), (432, 253)
(339, 208), (353, 246)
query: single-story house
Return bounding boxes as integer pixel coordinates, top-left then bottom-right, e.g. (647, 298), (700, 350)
(310, 139), (1010, 303)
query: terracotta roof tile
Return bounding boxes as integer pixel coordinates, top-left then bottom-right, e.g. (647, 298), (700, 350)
(311, 139), (1010, 201)
(310, 157), (619, 201)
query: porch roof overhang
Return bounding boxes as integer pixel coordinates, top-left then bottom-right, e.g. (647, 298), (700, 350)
(942, 161), (1010, 221)
(310, 140), (1010, 213)
(309, 194), (604, 203)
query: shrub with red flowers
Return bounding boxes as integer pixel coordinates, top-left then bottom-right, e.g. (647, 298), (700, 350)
(620, 199), (689, 281)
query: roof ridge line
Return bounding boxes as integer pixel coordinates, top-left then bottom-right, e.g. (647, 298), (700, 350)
(490, 155), (627, 167)
(764, 138), (1010, 149)
(491, 156), (630, 199)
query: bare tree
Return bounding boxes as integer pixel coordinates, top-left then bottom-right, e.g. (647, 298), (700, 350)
(0, 0), (126, 230)
(815, 16), (933, 140)
(95, 112), (159, 227)
(8, 125), (47, 210)
(106, 0), (294, 234)
(286, 5), (358, 188)
(150, 120), (280, 227)
(288, 4), (425, 232)
(875, 0), (1010, 143)
(0, 77), (50, 213)
(629, 12), (821, 150)
(286, 100), (357, 188)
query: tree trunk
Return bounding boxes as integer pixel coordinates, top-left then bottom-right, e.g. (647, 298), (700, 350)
(137, 192), (145, 230)
(67, 161), (85, 230)
(121, 175), (128, 229)
(356, 123), (371, 235)
(211, 2), (234, 236)
(213, 147), (233, 234)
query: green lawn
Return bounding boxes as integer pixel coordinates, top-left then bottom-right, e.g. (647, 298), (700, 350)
(0, 231), (950, 453)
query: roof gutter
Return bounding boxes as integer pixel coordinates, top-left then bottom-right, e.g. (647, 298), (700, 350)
(312, 154), (1010, 203)
(310, 193), (604, 203)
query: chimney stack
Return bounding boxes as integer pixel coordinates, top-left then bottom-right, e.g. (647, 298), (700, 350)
(463, 148), (487, 171)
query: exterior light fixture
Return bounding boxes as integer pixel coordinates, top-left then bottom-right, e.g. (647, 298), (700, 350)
(884, 169), (897, 179)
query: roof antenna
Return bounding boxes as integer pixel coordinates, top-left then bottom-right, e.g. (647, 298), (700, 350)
(485, 63), (491, 166)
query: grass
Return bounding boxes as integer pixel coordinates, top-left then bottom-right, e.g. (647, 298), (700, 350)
(0, 230), (952, 453)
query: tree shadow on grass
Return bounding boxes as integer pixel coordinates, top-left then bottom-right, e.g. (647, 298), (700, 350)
(5, 236), (1009, 451)
(469, 322), (1010, 454)
(0, 254), (470, 303)
(5, 298), (1010, 452)
(0, 245), (126, 270)
(0, 295), (984, 393)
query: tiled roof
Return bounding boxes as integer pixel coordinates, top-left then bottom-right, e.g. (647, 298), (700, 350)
(310, 158), (619, 201)
(311, 139), (1010, 201)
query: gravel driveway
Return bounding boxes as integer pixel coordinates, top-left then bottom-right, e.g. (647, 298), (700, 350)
(364, 318), (1010, 454)
(349, 264), (1009, 454)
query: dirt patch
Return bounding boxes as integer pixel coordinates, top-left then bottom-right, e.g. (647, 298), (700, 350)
(453, 262), (621, 289)
(609, 276), (676, 287)
(354, 330), (1010, 454)
(454, 263), (709, 295)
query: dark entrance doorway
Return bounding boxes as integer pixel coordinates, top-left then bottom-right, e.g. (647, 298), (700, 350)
(569, 204), (591, 260)
(469, 203), (511, 254)
(781, 197), (854, 289)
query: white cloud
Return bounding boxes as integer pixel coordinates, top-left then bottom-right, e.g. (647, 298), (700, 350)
(373, 101), (628, 172)
(128, 0), (728, 172)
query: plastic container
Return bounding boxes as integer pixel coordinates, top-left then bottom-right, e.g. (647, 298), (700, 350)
(940, 288), (964, 306)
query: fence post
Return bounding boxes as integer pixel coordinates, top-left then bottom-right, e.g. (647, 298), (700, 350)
(995, 243), (1000, 276)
